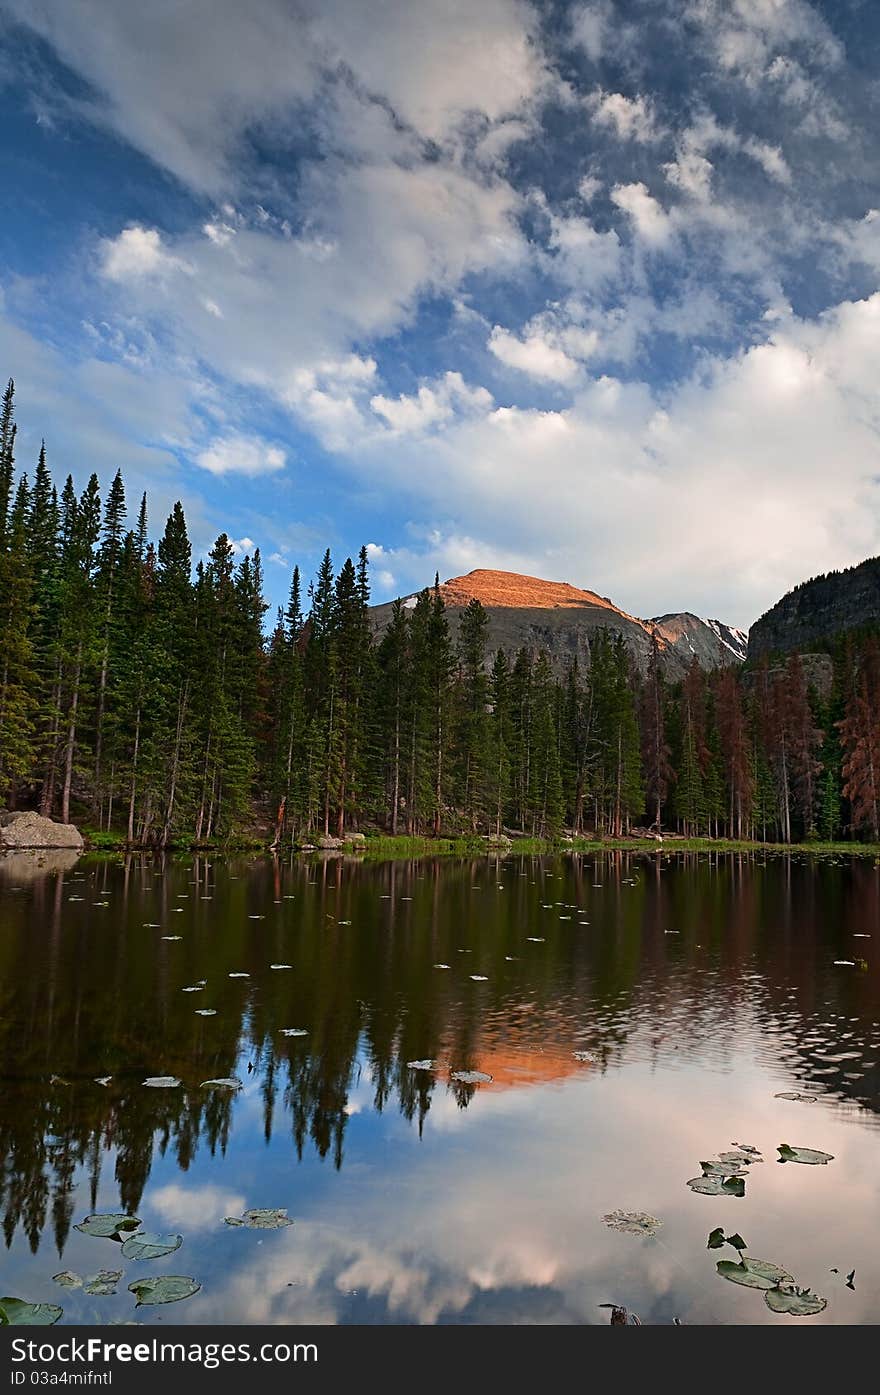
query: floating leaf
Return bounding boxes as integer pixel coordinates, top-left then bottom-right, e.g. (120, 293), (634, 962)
(764, 1284), (827, 1316)
(224, 1209), (293, 1230)
(730, 1142), (762, 1158)
(195, 1009), (216, 1016)
(717, 1258), (793, 1290)
(406, 1060), (434, 1071)
(0, 1299), (63, 1325)
(686, 1175), (745, 1197)
(573, 1051), (595, 1063)
(602, 1210), (662, 1237)
(228, 972), (249, 978)
(181, 985), (204, 993)
(75, 1213), (141, 1239)
(128, 1276), (200, 1307)
(94, 1077), (112, 1087)
(700, 1160), (747, 1177)
(52, 1272), (82, 1289)
(708, 1230), (747, 1252)
(279, 1028), (308, 1037)
(719, 1149), (762, 1166)
(433, 963), (450, 969)
(201, 1076), (243, 1090)
(777, 1144), (834, 1165)
(775, 1092), (817, 1103)
(846, 1269), (855, 1289)
(121, 1232), (183, 1262)
(450, 1070), (492, 1084)
(142, 1076), (181, 1088)
(270, 964), (293, 970)
(469, 974), (489, 981)
(84, 1270), (122, 1297)
(161, 936), (182, 941)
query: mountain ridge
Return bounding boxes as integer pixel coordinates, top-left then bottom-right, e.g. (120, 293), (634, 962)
(371, 568), (747, 678)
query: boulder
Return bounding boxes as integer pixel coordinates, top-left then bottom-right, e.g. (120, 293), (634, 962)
(0, 811), (84, 850)
(345, 832), (367, 845)
(316, 834), (344, 850)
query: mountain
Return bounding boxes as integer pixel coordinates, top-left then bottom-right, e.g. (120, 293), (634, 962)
(370, 569), (747, 679)
(748, 555), (880, 659)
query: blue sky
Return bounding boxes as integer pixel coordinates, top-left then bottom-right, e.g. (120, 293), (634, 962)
(1, 0), (880, 628)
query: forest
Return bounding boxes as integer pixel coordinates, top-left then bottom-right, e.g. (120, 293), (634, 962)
(1, 379), (879, 847)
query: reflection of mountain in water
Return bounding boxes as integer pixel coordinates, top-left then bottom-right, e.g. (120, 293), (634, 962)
(0, 850), (878, 1256)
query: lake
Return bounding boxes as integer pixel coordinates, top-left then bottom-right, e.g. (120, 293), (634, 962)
(1, 849), (878, 1325)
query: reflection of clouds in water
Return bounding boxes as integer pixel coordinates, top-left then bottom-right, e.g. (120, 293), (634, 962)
(149, 1182), (247, 1230)
(183, 1065), (880, 1324)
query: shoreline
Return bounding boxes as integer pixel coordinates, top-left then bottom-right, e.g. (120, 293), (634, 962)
(65, 832), (880, 859)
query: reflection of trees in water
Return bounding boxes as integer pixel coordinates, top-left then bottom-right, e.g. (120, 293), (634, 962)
(0, 850), (878, 1253)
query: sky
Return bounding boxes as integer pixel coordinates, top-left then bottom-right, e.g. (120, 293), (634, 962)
(1, 0), (880, 630)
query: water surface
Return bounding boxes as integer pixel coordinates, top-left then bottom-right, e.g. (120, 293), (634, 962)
(1, 849), (879, 1324)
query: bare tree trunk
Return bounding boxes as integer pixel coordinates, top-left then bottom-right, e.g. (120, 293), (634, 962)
(61, 642), (83, 825)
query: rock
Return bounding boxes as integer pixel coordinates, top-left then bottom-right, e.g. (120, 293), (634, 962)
(316, 834), (344, 850)
(749, 554), (880, 659)
(0, 811), (84, 850)
(345, 832), (367, 845)
(486, 833), (512, 847)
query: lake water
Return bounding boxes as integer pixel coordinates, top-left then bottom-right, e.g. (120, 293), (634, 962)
(1, 849), (879, 1325)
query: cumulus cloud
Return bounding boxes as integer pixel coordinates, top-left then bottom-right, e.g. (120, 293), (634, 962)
(195, 434), (286, 477)
(370, 372), (492, 434)
(610, 182), (675, 247)
(589, 91), (663, 143)
(100, 225), (191, 281)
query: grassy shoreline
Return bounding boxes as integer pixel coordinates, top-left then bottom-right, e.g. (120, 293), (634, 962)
(77, 828), (880, 859)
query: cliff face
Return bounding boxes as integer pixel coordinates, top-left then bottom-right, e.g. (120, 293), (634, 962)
(370, 570), (746, 679)
(748, 556), (880, 659)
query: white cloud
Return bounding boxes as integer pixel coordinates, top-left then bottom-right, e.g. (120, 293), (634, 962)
(370, 372), (492, 434)
(100, 225), (191, 282)
(589, 91), (662, 143)
(610, 182), (675, 247)
(195, 433), (287, 477)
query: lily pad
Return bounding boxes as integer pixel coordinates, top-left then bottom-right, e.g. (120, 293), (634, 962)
(121, 1232), (183, 1261)
(450, 1069), (493, 1084)
(74, 1213), (141, 1239)
(84, 1270), (122, 1297)
(195, 1009), (216, 1016)
(52, 1272), (83, 1289)
(717, 1258), (793, 1290)
(270, 964), (293, 970)
(142, 1076), (181, 1088)
(775, 1091), (817, 1102)
(201, 1077), (243, 1090)
(699, 1160), (748, 1177)
(602, 1210), (662, 1237)
(406, 1060), (434, 1070)
(719, 1149), (762, 1166)
(224, 1209), (293, 1229)
(573, 1051), (595, 1063)
(228, 972), (249, 978)
(94, 1077), (112, 1087)
(764, 1284), (827, 1316)
(707, 1229), (746, 1251)
(433, 963), (450, 969)
(777, 1144), (834, 1165)
(0, 1298), (63, 1325)
(469, 974), (489, 981)
(686, 1175), (746, 1197)
(181, 985), (204, 993)
(128, 1276), (200, 1307)
(280, 1028), (308, 1037)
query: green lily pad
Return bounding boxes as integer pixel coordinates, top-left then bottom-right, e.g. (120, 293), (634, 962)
(717, 1258), (794, 1290)
(687, 1175), (746, 1197)
(121, 1232), (183, 1261)
(0, 1298), (63, 1325)
(602, 1210), (662, 1237)
(707, 1230), (746, 1251)
(84, 1270), (122, 1296)
(719, 1150), (761, 1167)
(200, 1078), (243, 1090)
(142, 1076), (181, 1088)
(74, 1213), (141, 1239)
(765, 1284), (827, 1315)
(777, 1144), (834, 1165)
(224, 1208), (293, 1230)
(52, 1272), (82, 1289)
(700, 1160), (747, 1176)
(128, 1276), (200, 1307)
